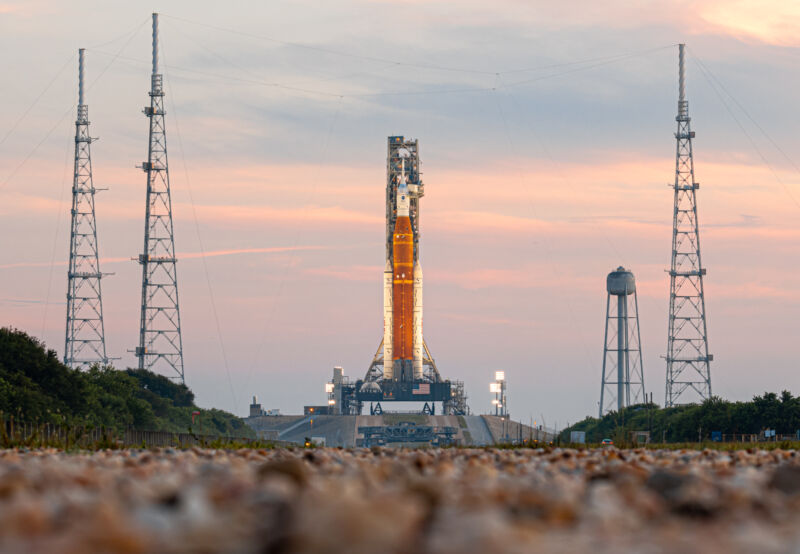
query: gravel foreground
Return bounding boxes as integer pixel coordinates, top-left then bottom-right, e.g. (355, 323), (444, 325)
(2, 447), (800, 553)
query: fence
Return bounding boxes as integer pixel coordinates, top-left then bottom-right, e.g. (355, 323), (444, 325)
(0, 419), (268, 449)
(709, 433), (799, 444)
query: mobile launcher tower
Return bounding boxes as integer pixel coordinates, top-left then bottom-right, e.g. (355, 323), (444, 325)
(335, 137), (468, 416)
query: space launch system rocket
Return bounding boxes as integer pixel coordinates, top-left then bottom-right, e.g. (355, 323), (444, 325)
(357, 136), (464, 413)
(383, 173), (423, 382)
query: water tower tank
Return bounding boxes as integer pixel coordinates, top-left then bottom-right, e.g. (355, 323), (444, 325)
(607, 266), (636, 295)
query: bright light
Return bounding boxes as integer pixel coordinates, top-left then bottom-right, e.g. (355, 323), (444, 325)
(328, 399), (336, 405)
(495, 371), (505, 381)
(325, 383), (334, 393)
(490, 383), (501, 393)
(492, 399), (500, 405)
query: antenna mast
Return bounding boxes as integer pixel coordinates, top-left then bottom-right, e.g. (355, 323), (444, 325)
(64, 48), (109, 369)
(135, 13), (185, 382)
(665, 44), (712, 406)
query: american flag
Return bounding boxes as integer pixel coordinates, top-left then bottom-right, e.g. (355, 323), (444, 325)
(412, 383), (430, 395)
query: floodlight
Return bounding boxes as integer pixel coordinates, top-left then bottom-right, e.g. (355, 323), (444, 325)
(495, 371), (505, 381)
(490, 383), (501, 393)
(325, 383), (334, 393)
(328, 399), (336, 405)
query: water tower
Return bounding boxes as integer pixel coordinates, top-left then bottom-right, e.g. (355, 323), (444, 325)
(599, 267), (645, 416)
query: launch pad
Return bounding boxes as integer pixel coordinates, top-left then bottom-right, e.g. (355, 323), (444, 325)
(344, 379), (456, 415)
(326, 137), (468, 416)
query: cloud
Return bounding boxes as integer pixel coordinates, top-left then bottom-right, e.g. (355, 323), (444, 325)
(436, 311), (543, 328)
(0, 245), (327, 269)
(710, 281), (800, 301)
(303, 265), (381, 282)
(0, 297), (64, 306)
(697, 0), (800, 47)
(187, 204), (382, 227)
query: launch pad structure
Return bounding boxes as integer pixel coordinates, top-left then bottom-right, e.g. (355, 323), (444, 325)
(331, 137), (468, 416)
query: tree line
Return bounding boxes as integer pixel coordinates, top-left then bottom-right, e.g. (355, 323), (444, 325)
(0, 327), (253, 437)
(564, 392), (800, 443)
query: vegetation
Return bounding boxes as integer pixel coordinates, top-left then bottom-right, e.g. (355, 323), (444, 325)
(562, 392), (800, 444)
(0, 327), (254, 438)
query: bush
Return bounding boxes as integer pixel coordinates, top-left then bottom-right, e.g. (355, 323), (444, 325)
(563, 392), (800, 444)
(0, 327), (253, 438)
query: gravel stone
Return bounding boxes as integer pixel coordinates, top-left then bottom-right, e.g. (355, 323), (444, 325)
(0, 447), (796, 553)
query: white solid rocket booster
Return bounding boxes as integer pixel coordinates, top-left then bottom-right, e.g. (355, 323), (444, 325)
(413, 261), (423, 380)
(383, 259), (393, 379)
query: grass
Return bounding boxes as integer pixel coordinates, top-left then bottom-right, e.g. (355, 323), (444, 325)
(559, 440), (800, 451)
(0, 419), (282, 451)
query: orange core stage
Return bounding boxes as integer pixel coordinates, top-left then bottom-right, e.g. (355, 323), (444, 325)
(392, 215), (414, 364)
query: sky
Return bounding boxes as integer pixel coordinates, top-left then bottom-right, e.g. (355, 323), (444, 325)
(2, 0), (800, 426)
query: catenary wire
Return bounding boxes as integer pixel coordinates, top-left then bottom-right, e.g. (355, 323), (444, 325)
(239, 94), (346, 399)
(161, 36), (240, 409)
(689, 50), (800, 209)
(0, 53), (76, 148)
(39, 131), (73, 342)
(89, 43), (675, 101)
(691, 49), (800, 177)
(161, 13), (497, 76)
(0, 18), (150, 192)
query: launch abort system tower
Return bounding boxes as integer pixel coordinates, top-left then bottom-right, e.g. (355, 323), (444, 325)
(665, 44), (712, 407)
(346, 136), (467, 415)
(135, 13), (185, 382)
(599, 267), (645, 416)
(64, 49), (109, 369)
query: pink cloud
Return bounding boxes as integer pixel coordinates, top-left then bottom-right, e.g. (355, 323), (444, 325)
(436, 311), (543, 328)
(696, 0), (800, 47)
(0, 245), (326, 270)
(303, 265), (381, 282)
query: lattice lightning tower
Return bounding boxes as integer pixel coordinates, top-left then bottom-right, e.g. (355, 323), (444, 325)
(135, 13), (185, 382)
(665, 44), (712, 406)
(64, 49), (109, 368)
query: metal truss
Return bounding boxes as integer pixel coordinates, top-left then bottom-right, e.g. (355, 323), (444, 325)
(64, 49), (109, 369)
(135, 13), (185, 382)
(364, 337), (442, 384)
(385, 136), (423, 264)
(665, 44), (712, 406)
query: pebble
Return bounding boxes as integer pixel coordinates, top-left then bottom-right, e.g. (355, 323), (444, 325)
(0, 447), (795, 552)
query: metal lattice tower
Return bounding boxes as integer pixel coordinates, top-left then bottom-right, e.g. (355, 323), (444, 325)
(135, 13), (185, 382)
(64, 49), (109, 369)
(600, 267), (645, 416)
(665, 44), (712, 407)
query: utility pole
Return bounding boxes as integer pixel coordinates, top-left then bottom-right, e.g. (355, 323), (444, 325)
(665, 44), (712, 407)
(64, 49), (109, 369)
(135, 13), (185, 382)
